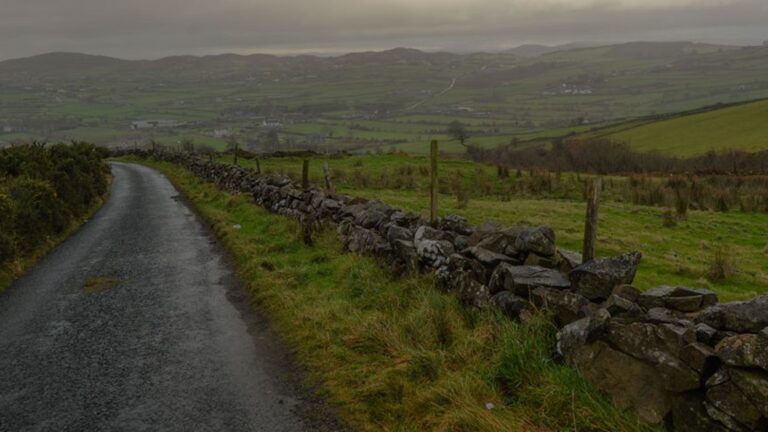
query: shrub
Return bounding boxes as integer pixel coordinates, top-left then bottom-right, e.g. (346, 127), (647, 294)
(706, 246), (737, 282)
(0, 142), (108, 263)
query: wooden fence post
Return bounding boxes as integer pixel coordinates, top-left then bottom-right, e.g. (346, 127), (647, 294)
(582, 176), (602, 263)
(323, 161), (334, 193)
(255, 158), (261, 174)
(233, 141), (239, 166)
(302, 159), (310, 189)
(430, 140), (439, 226)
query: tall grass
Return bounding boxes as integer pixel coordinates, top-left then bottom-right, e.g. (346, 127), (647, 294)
(143, 159), (658, 432)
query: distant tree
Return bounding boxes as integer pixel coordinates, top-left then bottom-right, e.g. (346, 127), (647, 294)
(264, 129), (280, 151)
(447, 121), (469, 147)
(181, 138), (195, 153)
(196, 144), (216, 161)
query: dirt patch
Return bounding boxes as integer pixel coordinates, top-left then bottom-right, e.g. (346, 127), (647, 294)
(83, 276), (121, 294)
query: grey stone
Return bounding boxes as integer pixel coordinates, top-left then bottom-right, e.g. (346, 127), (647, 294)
(715, 333), (768, 371)
(463, 247), (516, 269)
(488, 264), (570, 297)
(557, 249), (583, 273)
(490, 291), (531, 321)
(530, 286), (592, 326)
(706, 367), (768, 431)
(697, 295), (768, 333)
(604, 321), (700, 392)
(602, 294), (643, 317)
(569, 252), (642, 301)
(639, 286), (718, 312)
(439, 215), (473, 235)
(694, 322), (718, 344)
(514, 226), (556, 257)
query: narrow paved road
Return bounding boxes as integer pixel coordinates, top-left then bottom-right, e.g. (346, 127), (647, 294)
(0, 163), (338, 432)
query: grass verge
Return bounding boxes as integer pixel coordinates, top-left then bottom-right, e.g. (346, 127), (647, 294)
(137, 158), (658, 432)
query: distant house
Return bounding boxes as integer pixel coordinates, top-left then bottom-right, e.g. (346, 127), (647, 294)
(308, 134), (326, 146)
(262, 119), (283, 129)
(130, 119), (182, 130)
(213, 129), (230, 138)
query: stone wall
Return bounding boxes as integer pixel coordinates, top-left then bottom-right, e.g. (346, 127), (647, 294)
(122, 150), (768, 431)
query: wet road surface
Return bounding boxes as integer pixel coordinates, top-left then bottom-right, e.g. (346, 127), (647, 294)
(0, 162), (339, 432)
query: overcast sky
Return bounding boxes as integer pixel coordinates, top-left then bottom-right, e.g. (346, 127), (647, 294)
(1, 0), (767, 60)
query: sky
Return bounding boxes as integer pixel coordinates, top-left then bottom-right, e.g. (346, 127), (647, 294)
(1, 0), (767, 60)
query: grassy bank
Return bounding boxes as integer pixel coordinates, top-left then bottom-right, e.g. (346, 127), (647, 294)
(138, 158), (656, 432)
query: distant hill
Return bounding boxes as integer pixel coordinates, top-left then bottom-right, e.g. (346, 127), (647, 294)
(594, 99), (768, 156)
(2, 41), (768, 151)
(503, 43), (599, 57)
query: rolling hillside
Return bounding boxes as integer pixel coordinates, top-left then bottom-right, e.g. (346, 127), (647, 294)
(596, 98), (768, 156)
(2, 42), (768, 153)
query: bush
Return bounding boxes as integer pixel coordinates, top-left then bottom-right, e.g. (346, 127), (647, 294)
(706, 246), (737, 282)
(0, 142), (108, 264)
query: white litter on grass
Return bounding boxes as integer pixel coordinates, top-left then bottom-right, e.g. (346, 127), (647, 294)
(485, 402), (495, 410)
(232, 224), (242, 230)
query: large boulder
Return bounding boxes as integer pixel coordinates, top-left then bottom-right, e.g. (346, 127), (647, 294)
(569, 252), (642, 301)
(639, 286), (718, 313)
(604, 321), (701, 392)
(705, 367), (768, 431)
(697, 295), (768, 333)
(488, 264), (570, 296)
(567, 340), (673, 424)
(670, 392), (729, 432)
(715, 333), (768, 372)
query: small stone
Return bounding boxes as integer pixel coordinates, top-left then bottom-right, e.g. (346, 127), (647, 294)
(602, 294), (643, 317)
(490, 291), (530, 321)
(531, 286), (591, 326)
(694, 323), (718, 344)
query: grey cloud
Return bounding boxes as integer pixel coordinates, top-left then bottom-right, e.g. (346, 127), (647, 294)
(0, 0), (766, 59)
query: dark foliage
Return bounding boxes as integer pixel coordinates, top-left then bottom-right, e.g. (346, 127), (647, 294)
(0, 142), (109, 263)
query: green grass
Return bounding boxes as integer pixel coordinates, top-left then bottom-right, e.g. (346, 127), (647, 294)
(140, 159), (657, 432)
(221, 153), (768, 302)
(601, 99), (768, 156)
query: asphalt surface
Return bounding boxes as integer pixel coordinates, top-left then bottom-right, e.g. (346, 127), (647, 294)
(0, 162), (340, 432)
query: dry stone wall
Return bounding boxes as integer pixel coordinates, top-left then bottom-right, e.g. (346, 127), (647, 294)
(122, 151), (768, 431)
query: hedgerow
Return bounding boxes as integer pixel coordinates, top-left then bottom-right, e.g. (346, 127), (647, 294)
(0, 142), (109, 265)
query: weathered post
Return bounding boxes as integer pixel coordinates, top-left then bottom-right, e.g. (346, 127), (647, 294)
(323, 161), (334, 193)
(233, 141), (239, 166)
(582, 176), (602, 262)
(302, 159), (310, 190)
(430, 140), (439, 226)
(255, 158), (261, 174)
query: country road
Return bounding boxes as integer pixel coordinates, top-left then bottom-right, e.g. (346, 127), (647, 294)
(0, 162), (339, 432)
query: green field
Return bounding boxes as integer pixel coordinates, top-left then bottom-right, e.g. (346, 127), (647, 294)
(137, 158), (657, 432)
(224, 153), (768, 302)
(596, 99), (768, 156)
(4, 43), (768, 156)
